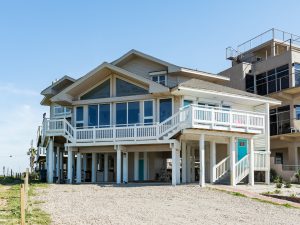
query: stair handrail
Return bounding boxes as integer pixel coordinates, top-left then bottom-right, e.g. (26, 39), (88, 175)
(235, 154), (250, 184)
(64, 119), (75, 142)
(214, 156), (230, 181)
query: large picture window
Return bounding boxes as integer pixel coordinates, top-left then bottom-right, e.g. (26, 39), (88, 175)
(159, 98), (172, 122)
(295, 63), (300, 87)
(116, 78), (148, 97)
(116, 101), (140, 126)
(81, 79), (111, 100)
(270, 105), (290, 136)
(88, 104), (111, 127)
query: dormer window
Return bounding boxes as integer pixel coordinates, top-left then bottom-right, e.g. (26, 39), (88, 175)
(149, 71), (167, 86)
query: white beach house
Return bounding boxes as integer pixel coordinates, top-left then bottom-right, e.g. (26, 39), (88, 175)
(36, 49), (280, 186)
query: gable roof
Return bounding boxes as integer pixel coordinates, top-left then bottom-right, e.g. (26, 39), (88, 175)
(111, 49), (229, 82)
(173, 78), (281, 105)
(41, 75), (75, 96)
(50, 62), (169, 104)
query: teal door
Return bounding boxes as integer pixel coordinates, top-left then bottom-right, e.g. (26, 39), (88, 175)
(139, 160), (144, 180)
(237, 139), (248, 161)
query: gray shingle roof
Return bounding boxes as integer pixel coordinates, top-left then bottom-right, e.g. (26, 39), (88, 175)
(176, 78), (279, 103)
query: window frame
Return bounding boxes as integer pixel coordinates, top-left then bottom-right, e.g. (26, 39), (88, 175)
(79, 77), (111, 100)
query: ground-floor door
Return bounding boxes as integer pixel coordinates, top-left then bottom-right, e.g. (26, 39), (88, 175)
(139, 160), (144, 180)
(237, 139), (248, 161)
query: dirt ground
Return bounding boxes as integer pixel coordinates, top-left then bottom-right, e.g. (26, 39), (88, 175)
(35, 183), (300, 225)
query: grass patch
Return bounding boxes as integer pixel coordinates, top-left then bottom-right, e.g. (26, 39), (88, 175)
(251, 197), (294, 208)
(0, 178), (51, 224)
(231, 192), (247, 197)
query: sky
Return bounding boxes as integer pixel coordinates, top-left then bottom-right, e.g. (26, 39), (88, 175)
(0, 0), (299, 173)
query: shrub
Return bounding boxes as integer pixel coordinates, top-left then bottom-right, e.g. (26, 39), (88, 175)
(274, 189), (281, 194)
(270, 169), (277, 182)
(276, 182), (282, 188)
(274, 176), (283, 184)
(284, 181), (292, 188)
(294, 169), (300, 184)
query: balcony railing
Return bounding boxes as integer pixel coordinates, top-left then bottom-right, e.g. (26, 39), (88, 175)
(42, 105), (265, 144)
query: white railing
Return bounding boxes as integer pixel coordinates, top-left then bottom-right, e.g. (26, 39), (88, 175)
(254, 151), (267, 170)
(215, 156), (230, 181)
(235, 154), (249, 184)
(191, 105), (265, 132)
(43, 105), (265, 144)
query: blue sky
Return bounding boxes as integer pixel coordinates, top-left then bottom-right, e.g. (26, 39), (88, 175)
(0, 0), (299, 173)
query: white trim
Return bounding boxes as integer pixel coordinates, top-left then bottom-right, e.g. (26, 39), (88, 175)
(177, 86), (281, 105)
(149, 70), (167, 76)
(180, 68), (230, 81)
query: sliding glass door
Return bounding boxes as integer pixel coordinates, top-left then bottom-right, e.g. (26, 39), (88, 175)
(116, 101), (140, 126)
(88, 104), (111, 128)
(159, 98), (172, 122)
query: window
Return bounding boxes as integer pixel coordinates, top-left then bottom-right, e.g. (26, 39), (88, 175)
(256, 72), (267, 95)
(295, 105), (300, 120)
(267, 69), (276, 94)
(270, 105), (291, 136)
(116, 102), (140, 126)
(159, 98), (172, 122)
(99, 104), (110, 126)
(143, 100), (154, 125)
(295, 63), (300, 87)
(275, 153), (283, 164)
(245, 74), (254, 93)
(81, 79), (111, 100)
(88, 105), (98, 127)
(76, 107), (84, 128)
(151, 75), (166, 85)
(116, 78), (148, 97)
(276, 64), (289, 90)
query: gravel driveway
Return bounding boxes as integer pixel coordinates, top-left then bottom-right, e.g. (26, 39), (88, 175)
(35, 184), (300, 225)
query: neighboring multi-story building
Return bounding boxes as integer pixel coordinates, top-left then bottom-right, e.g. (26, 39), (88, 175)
(220, 28), (300, 180)
(36, 49), (279, 186)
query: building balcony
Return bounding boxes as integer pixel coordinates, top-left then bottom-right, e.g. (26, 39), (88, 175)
(42, 105), (265, 145)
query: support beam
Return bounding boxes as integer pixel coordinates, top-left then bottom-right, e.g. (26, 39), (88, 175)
(230, 137), (236, 186)
(59, 150), (63, 180)
(171, 145), (177, 186)
(191, 147), (195, 182)
(186, 145), (191, 183)
(123, 152), (128, 183)
(210, 140), (216, 183)
(116, 146), (121, 184)
(104, 153), (108, 182)
(91, 152), (97, 183)
(176, 149), (180, 184)
(67, 148), (73, 183)
(182, 142), (187, 183)
(249, 138), (254, 186)
(134, 152), (139, 181)
(264, 103), (270, 185)
(83, 154), (87, 182)
(143, 152), (148, 181)
(76, 152), (81, 183)
(56, 147), (60, 179)
(199, 134), (205, 187)
(47, 138), (54, 183)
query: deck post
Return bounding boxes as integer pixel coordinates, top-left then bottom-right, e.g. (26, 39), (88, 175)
(199, 134), (205, 187)
(104, 153), (108, 182)
(59, 150), (63, 181)
(264, 102), (270, 185)
(134, 152), (139, 181)
(182, 142), (187, 183)
(249, 138), (254, 186)
(230, 136), (236, 186)
(123, 152), (128, 183)
(210, 140), (216, 183)
(56, 147), (60, 180)
(191, 147), (195, 182)
(76, 152), (81, 183)
(91, 152), (97, 183)
(144, 152), (148, 181)
(83, 154), (87, 182)
(171, 144), (177, 186)
(186, 144), (191, 183)
(116, 146), (122, 184)
(67, 147), (73, 183)
(47, 138), (54, 183)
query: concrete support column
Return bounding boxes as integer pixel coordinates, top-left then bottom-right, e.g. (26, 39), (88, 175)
(56, 147), (60, 179)
(104, 153), (108, 182)
(186, 145), (191, 183)
(210, 140), (216, 183)
(264, 103), (271, 185)
(76, 152), (81, 183)
(91, 152), (97, 183)
(59, 150), (63, 180)
(83, 154), (87, 182)
(176, 149), (180, 184)
(47, 138), (54, 183)
(182, 142), (187, 183)
(116, 146), (122, 184)
(67, 148), (73, 183)
(249, 138), (254, 186)
(134, 152), (139, 181)
(288, 143), (299, 165)
(143, 152), (148, 181)
(191, 148), (195, 182)
(123, 152), (128, 183)
(230, 137), (236, 186)
(171, 145), (177, 186)
(199, 134), (205, 187)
